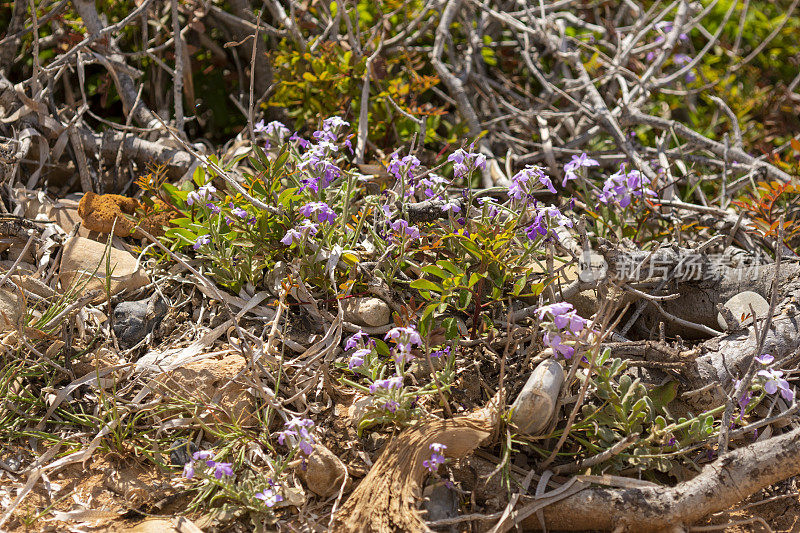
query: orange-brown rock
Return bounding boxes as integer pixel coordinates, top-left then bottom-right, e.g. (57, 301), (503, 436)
(77, 192), (172, 238)
(158, 353), (256, 426)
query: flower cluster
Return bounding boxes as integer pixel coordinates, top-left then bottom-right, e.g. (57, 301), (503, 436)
(448, 147), (487, 178)
(277, 417), (315, 455)
(193, 234), (211, 251)
(598, 163), (656, 207)
(187, 184), (216, 206)
(299, 201), (338, 224)
(509, 164), (556, 199)
(255, 119), (291, 145)
(422, 443), (447, 473)
(388, 153), (421, 185)
(369, 376), (403, 393)
(536, 302), (588, 359)
(391, 219), (421, 240)
(562, 153), (599, 186)
(385, 325), (423, 363)
(525, 204), (573, 241)
(183, 450), (234, 480)
(416, 173), (449, 200)
(294, 118), (350, 193)
(280, 219), (320, 246)
(345, 330), (375, 370)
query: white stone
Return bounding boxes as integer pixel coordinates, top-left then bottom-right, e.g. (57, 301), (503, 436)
(342, 297), (391, 327)
(717, 291), (769, 330)
(59, 236), (149, 297)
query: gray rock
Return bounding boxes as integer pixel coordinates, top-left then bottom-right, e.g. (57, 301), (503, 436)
(509, 358), (564, 435)
(423, 481), (459, 527)
(0, 287), (21, 333)
(113, 294), (167, 348)
(717, 291), (769, 330)
(168, 439), (197, 467)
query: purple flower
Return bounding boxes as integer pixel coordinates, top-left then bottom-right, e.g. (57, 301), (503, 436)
(391, 219), (421, 239)
(735, 380), (752, 416)
(349, 348), (370, 369)
(387, 154), (421, 182)
(598, 163), (655, 207)
(646, 51), (656, 62)
(254, 119), (267, 133)
(183, 462), (195, 479)
(213, 462), (234, 479)
(755, 354), (775, 365)
(280, 228), (302, 246)
(441, 198), (462, 213)
(193, 234), (211, 250)
(562, 153), (599, 186)
(187, 185), (216, 206)
(383, 400), (399, 412)
(323, 116), (349, 131)
(385, 326), (422, 353)
(255, 488), (283, 507)
(345, 330), (369, 350)
(369, 376), (403, 393)
(277, 417), (315, 455)
(280, 220), (319, 246)
(431, 346), (450, 358)
(536, 302), (587, 333)
(758, 369), (795, 402)
(510, 165), (555, 198)
(535, 302), (574, 319)
(290, 132), (310, 149)
(206, 202), (221, 214)
(423, 443), (447, 473)
(543, 332), (574, 359)
(673, 53), (691, 65)
(448, 148), (487, 178)
(298, 202), (337, 225)
(232, 206), (248, 219)
(265, 121), (291, 142)
(525, 212), (548, 240)
(525, 205), (573, 241)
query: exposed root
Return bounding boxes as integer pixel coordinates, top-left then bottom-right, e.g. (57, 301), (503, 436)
(334, 397), (501, 532)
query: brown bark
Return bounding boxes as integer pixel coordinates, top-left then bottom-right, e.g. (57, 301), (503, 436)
(333, 398), (500, 532)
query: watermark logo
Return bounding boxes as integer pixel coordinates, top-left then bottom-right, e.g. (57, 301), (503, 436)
(578, 249), (771, 283)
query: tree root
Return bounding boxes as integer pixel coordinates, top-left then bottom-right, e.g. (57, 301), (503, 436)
(333, 397), (500, 532)
(531, 425), (800, 531)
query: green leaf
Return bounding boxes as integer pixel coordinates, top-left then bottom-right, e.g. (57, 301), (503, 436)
(511, 275), (527, 296)
(467, 272), (482, 288)
(252, 144), (272, 171)
(456, 290), (473, 310)
(442, 316), (458, 339)
(165, 227), (198, 245)
(273, 148), (290, 173)
(459, 239), (482, 259)
(422, 265), (451, 280)
(192, 166), (206, 186)
(410, 279), (443, 293)
(249, 155), (266, 173)
(436, 260), (463, 275)
(421, 302), (438, 323)
(649, 381), (679, 411)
